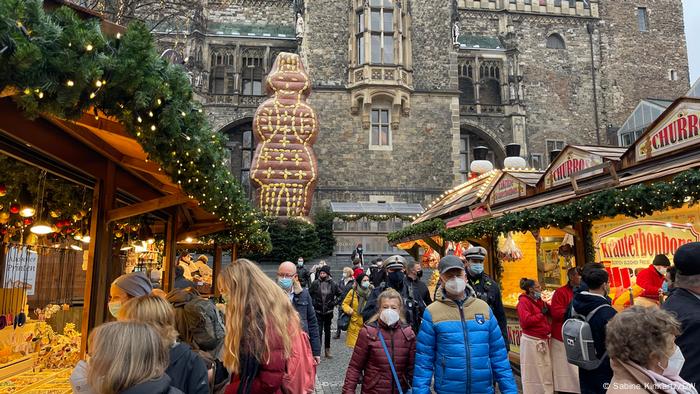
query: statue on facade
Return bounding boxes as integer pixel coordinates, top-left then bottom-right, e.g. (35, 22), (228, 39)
(296, 13), (305, 39)
(509, 82), (517, 102)
(452, 22), (460, 46)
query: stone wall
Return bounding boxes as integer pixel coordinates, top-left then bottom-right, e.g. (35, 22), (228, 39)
(598, 0), (689, 127)
(304, 0), (350, 87)
(205, 1), (295, 27)
(412, 0), (455, 91)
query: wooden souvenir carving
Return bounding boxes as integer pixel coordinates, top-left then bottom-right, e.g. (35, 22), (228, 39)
(251, 53), (318, 217)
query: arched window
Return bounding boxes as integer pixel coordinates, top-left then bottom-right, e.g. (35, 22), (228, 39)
(546, 33), (566, 49)
(224, 121), (256, 199)
(480, 79), (501, 105)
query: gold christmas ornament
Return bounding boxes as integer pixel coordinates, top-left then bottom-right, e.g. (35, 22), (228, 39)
(0, 212), (9, 224)
(49, 210), (61, 218)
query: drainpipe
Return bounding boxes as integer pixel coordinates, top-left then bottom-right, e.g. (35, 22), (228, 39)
(587, 22), (602, 145)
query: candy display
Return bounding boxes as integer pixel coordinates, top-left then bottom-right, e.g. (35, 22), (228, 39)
(497, 233), (523, 262)
(0, 369), (71, 394)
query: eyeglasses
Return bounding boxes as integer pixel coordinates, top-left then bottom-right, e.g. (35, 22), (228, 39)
(277, 273), (295, 279)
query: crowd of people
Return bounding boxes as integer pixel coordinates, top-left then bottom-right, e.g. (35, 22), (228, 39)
(68, 241), (700, 394)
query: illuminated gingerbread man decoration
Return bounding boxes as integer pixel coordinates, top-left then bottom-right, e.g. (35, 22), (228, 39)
(251, 53), (319, 217)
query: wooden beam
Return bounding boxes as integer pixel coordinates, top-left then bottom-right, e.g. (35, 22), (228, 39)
(120, 155), (163, 176)
(214, 245), (222, 297)
(106, 194), (192, 222)
(162, 210), (179, 292)
(179, 222), (228, 240)
(81, 161), (116, 356)
(423, 237), (445, 257)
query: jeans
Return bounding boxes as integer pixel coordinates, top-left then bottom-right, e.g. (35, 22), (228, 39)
(316, 312), (333, 349)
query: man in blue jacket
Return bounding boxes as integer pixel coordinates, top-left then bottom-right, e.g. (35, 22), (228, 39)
(413, 255), (517, 394)
(277, 261), (321, 364)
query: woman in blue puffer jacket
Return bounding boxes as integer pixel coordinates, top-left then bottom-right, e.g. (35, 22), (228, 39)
(413, 255), (518, 394)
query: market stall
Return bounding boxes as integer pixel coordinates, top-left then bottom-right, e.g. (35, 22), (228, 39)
(0, 0), (270, 386)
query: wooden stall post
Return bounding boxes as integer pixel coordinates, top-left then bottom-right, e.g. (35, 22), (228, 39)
(81, 162), (116, 355)
(162, 211), (180, 293)
(574, 222), (588, 266)
(231, 244), (238, 262)
(214, 245), (222, 297)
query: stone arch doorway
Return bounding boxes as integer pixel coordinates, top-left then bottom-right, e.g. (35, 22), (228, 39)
(219, 118), (255, 198)
(458, 125), (505, 182)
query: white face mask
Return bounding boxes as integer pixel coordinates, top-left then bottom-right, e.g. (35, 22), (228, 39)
(380, 308), (400, 326)
(656, 266), (668, 276)
(445, 277), (467, 295)
(660, 345), (685, 377)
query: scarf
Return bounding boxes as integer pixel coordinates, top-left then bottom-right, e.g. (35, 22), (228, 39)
(356, 286), (372, 313)
(630, 362), (698, 394)
(237, 353), (260, 394)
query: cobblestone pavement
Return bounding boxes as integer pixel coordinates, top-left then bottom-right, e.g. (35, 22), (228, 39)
(314, 314), (353, 394)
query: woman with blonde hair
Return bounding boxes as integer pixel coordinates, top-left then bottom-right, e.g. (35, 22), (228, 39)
(120, 295), (209, 394)
(219, 258), (312, 394)
(343, 288), (415, 394)
(606, 306), (696, 394)
(86, 321), (181, 394)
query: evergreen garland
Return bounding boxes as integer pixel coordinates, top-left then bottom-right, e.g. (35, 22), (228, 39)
(0, 0), (270, 252)
(388, 170), (700, 258)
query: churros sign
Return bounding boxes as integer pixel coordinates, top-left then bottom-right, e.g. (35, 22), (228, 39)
(595, 220), (699, 268)
(636, 102), (700, 162)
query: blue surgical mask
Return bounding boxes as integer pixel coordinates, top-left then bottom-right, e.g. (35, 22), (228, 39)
(470, 263), (484, 275)
(108, 302), (121, 318)
(533, 292), (542, 300)
(361, 281), (370, 289)
(278, 277), (293, 290)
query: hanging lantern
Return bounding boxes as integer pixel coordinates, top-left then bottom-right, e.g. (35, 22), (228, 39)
(30, 219), (53, 235)
(18, 183), (35, 217)
(115, 230), (123, 238)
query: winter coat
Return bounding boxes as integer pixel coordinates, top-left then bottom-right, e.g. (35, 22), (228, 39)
(407, 277), (433, 333)
(467, 272), (508, 346)
(516, 293), (551, 339)
(120, 375), (183, 394)
(338, 278), (355, 305)
(412, 290), (518, 394)
(343, 321), (416, 394)
(572, 290), (617, 394)
(292, 283), (322, 357)
(636, 265), (665, 299)
(225, 328), (286, 394)
(369, 267), (386, 288)
(607, 359), (663, 394)
(166, 342), (209, 394)
(342, 287), (371, 348)
(297, 266), (311, 288)
(309, 278), (341, 315)
(174, 275), (195, 290)
(662, 288), (700, 385)
(362, 280), (421, 330)
(550, 283), (574, 341)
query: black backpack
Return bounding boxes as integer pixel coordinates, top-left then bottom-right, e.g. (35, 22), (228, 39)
(183, 297), (225, 354)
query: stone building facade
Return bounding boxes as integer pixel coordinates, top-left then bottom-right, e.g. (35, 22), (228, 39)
(153, 0), (689, 257)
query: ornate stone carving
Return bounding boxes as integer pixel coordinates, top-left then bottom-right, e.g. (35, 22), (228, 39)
(250, 53), (319, 217)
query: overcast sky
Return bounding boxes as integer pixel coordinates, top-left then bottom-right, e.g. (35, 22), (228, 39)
(683, 0), (699, 83)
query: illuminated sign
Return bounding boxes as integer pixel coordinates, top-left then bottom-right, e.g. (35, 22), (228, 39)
(636, 102), (700, 162)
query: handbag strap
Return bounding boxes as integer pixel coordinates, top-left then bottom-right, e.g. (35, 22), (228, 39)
(377, 330), (404, 394)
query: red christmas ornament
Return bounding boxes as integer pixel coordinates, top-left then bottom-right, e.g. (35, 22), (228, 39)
(9, 203), (19, 214)
(23, 218), (33, 226)
(0, 184), (6, 197)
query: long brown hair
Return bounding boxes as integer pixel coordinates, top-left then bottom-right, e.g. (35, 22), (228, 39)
(87, 321), (168, 394)
(218, 258), (300, 374)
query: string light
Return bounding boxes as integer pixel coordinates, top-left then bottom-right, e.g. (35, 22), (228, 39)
(85, 44), (93, 51)
(66, 80), (74, 87)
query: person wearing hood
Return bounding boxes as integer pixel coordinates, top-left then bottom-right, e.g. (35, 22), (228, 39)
(361, 255), (421, 331)
(309, 265), (341, 358)
(296, 257), (311, 288)
(413, 256), (517, 394)
(109, 272), (154, 318)
(84, 321), (183, 394)
(605, 306), (697, 394)
(342, 273), (373, 348)
(464, 246), (509, 347)
(636, 254), (671, 301)
(572, 263), (617, 394)
(662, 242), (700, 385)
(517, 278), (554, 394)
(335, 267), (356, 339)
(550, 267), (581, 394)
(119, 295), (209, 394)
(277, 261), (321, 364)
(342, 288), (415, 394)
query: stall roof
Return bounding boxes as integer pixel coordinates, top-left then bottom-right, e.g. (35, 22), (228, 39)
(330, 202), (423, 215)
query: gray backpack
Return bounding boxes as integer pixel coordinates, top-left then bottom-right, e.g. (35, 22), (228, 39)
(561, 304), (614, 370)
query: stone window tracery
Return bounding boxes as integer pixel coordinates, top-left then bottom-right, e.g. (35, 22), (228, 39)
(241, 48), (265, 96)
(353, 0), (407, 66)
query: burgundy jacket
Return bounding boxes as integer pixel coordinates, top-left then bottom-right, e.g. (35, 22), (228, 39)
(225, 329), (286, 394)
(342, 321), (416, 394)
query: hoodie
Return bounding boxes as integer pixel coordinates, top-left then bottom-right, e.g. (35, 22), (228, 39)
(166, 343), (209, 394)
(571, 289), (617, 394)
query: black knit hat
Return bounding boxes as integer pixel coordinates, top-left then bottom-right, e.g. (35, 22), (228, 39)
(673, 242), (700, 276)
(319, 265), (331, 276)
(652, 254), (671, 267)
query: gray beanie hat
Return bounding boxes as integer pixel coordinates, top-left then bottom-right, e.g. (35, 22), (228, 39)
(113, 272), (153, 297)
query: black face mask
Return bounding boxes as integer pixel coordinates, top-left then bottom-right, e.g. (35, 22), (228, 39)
(387, 271), (405, 289)
(416, 270), (423, 279)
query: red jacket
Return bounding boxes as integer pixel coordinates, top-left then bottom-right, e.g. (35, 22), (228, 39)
(550, 284), (574, 341)
(225, 329), (286, 394)
(636, 264), (665, 299)
(517, 293), (551, 339)
(343, 321), (416, 394)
